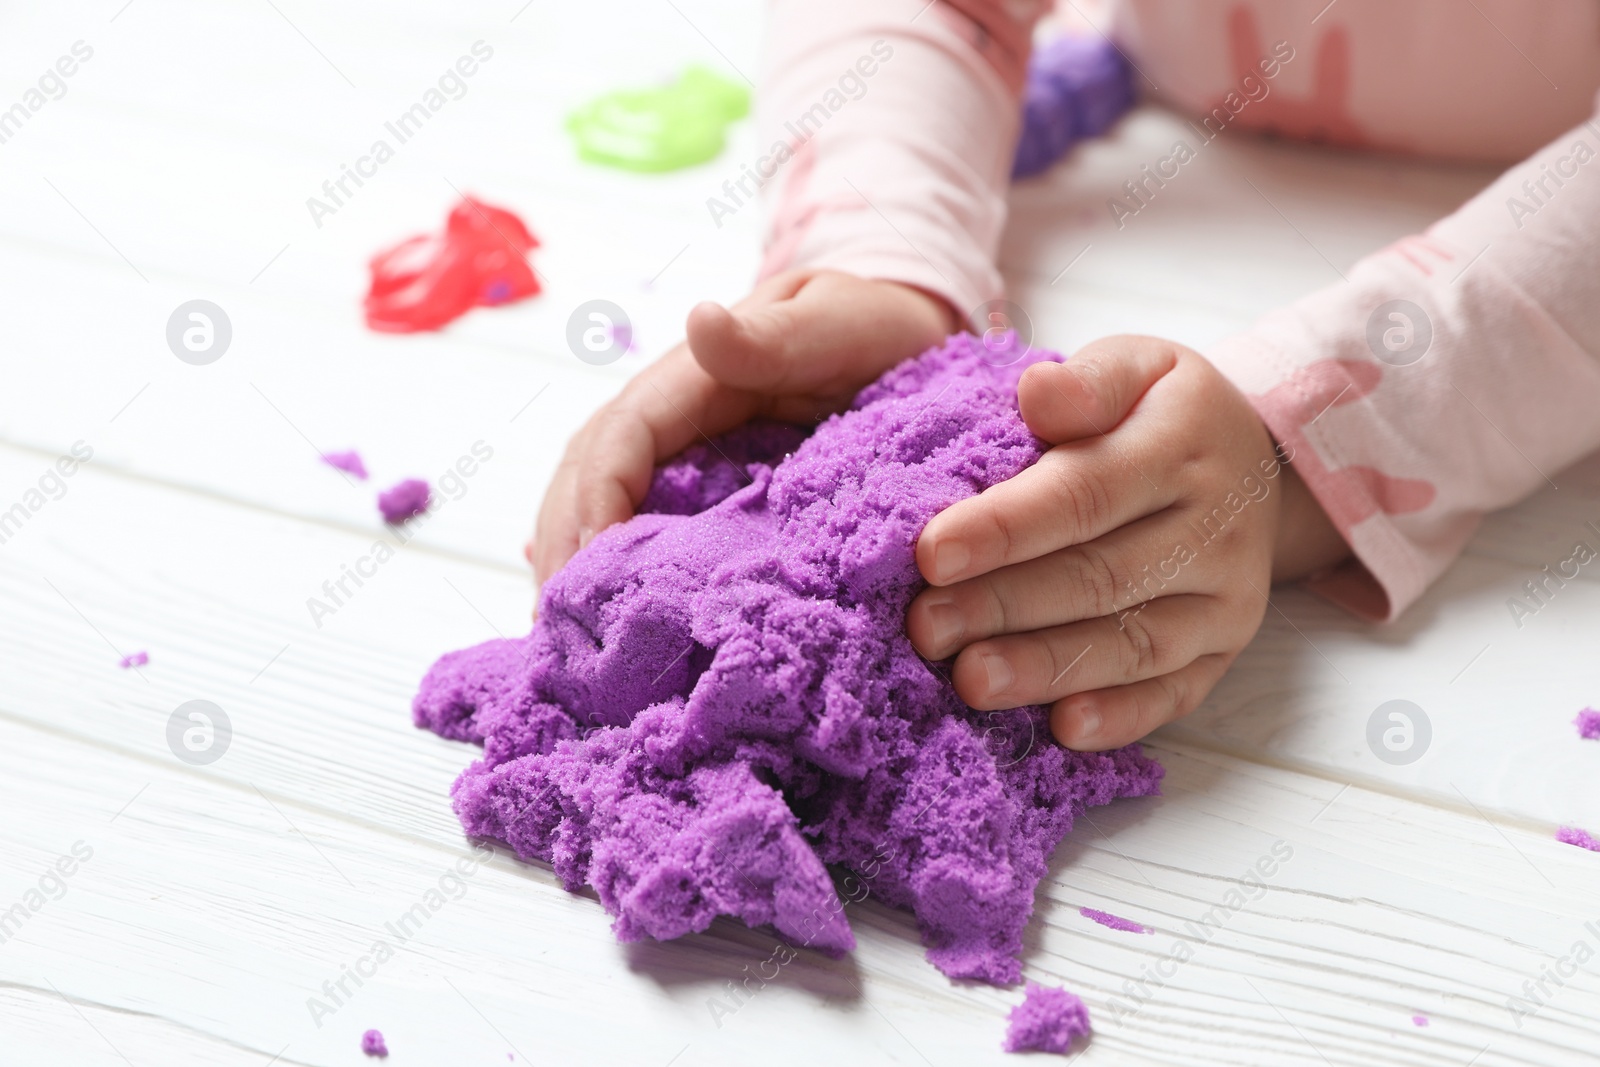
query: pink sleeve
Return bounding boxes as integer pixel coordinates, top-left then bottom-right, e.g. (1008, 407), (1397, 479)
(753, 0), (1050, 322)
(1206, 100), (1600, 621)
(1112, 0), (1600, 165)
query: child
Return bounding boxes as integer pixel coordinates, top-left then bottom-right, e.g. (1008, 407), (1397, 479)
(535, 0), (1600, 752)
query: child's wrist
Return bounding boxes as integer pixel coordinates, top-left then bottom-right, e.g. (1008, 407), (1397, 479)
(880, 279), (961, 335)
(1270, 460), (1353, 582)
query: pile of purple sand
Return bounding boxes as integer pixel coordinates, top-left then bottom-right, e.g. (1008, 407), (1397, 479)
(1004, 982), (1091, 1054)
(1012, 35), (1134, 180)
(413, 332), (1164, 984)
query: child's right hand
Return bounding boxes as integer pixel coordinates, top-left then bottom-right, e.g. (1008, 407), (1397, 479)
(531, 270), (957, 585)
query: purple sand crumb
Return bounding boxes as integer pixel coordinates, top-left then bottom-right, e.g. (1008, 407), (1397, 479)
(1412, 1015), (1429, 1027)
(118, 651), (148, 669)
(378, 478), (431, 523)
(322, 449), (370, 480)
(1576, 708), (1600, 740)
(1556, 826), (1600, 851)
(1004, 981), (1091, 1054)
(412, 333), (1163, 984)
(1079, 906), (1151, 934)
(361, 1029), (388, 1057)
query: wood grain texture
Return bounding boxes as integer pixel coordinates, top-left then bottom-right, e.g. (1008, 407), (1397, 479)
(3, 2), (1598, 1064)
(2, 448), (1597, 1067)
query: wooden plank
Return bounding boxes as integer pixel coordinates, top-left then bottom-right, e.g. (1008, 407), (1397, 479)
(0, 0), (1508, 583)
(1169, 501), (1600, 831)
(0, 987), (319, 1067)
(3, 4), (1598, 1063)
(3, 711), (1596, 1067)
(5, 394), (1598, 834)
(0, 0), (770, 571)
(1, 447), (1597, 1064)
(1004, 107), (1501, 326)
(0, 239), (618, 572)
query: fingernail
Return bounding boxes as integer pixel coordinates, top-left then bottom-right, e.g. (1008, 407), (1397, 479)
(933, 540), (970, 583)
(578, 526), (595, 548)
(1074, 704), (1101, 741)
(981, 652), (1014, 697)
(925, 600), (964, 652)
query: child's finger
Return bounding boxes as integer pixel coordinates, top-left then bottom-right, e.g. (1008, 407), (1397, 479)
(532, 456), (582, 585)
(916, 432), (1176, 586)
(1018, 336), (1179, 444)
(573, 408), (652, 548)
(688, 272), (953, 396)
(539, 345), (758, 584)
(948, 594), (1242, 711)
(906, 510), (1216, 661)
(1049, 653), (1234, 751)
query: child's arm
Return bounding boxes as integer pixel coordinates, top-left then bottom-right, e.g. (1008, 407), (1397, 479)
(1201, 103), (1600, 622)
(754, 0), (1048, 313)
(534, 0), (1042, 582)
(911, 101), (1600, 750)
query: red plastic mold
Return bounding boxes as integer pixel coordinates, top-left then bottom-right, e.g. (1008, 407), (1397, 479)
(364, 197), (541, 333)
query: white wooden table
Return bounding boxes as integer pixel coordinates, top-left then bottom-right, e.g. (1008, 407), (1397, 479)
(3, 3), (1597, 1065)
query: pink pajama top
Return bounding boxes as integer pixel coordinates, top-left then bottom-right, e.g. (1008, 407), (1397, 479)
(756, 0), (1600, 620)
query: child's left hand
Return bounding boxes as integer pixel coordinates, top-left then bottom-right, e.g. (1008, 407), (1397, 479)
(906, 336), (1345, 751)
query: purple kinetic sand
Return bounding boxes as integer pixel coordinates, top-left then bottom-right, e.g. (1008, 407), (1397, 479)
(413, 333), (1163, 984)
(323, 449), (370, 480)
(361, 1029), (388, 1057)
(1079, 906), (1151, 934)
(1013, 35), (1134, 179)
(1557, 826), (1600, 851)
(1412, 1015), (1429, 1027)
(378, 478), (431, 523)
(1576, 708), (1600, 740)
(118, 651), (148, 669)
(1003, 982), (1091, 1054)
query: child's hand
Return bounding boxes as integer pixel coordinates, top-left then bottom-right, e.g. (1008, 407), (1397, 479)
(906, 336), (1348, 751)
(532, 270), (956, 584)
